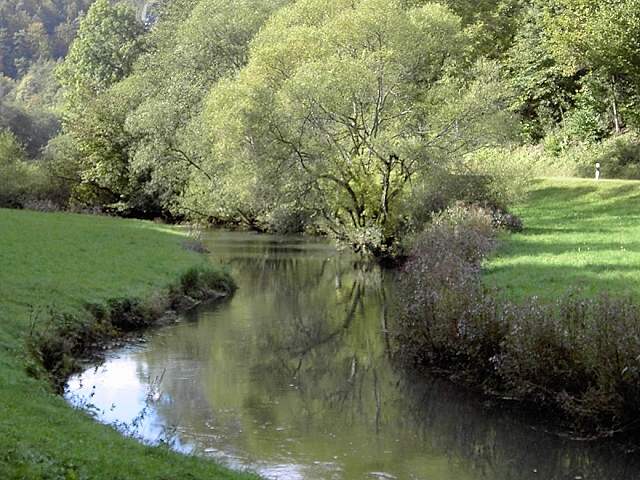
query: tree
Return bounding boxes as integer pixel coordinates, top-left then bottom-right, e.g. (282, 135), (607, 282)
(443, 0), (526, 58)
(0, 0), (93, 79)
(57, 0), (145, 114)
(197, 0), (511, 255)
(506, 4), (577, 141)
(123, 0), (289, 217)
(55, 0), (149, 212)
(543, 0), (640, 134)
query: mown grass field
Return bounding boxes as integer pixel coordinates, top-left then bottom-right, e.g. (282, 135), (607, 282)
(0, 208), (256, 480)
(484, 177), (640, 302)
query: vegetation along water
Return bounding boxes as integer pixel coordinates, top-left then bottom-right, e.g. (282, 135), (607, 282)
(0, 209), (256, 479)
(66, 231), (640, 480)
(3, 0), (640, 478)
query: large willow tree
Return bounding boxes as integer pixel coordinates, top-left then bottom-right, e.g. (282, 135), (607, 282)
(194, 0), (510, 255)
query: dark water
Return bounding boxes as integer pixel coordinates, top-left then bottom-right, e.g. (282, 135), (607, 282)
(65, 231), (640, 479)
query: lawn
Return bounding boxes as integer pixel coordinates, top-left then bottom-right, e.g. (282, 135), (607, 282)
(484, 177), (640, 302)
(0, 208), (256, 480)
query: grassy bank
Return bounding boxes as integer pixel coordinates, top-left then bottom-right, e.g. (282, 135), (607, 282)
(484, 177), (640, 302)
(396, 189), (640, 437)
(0, 208), (256, 479)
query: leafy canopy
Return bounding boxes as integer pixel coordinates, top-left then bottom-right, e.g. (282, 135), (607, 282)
(198, 0), (511, 253)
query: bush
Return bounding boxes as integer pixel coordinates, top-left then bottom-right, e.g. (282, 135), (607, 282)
(405, 164), (527, 240)
(593, 133), (640, 179)
(177, 266), (236, 301)
(461, 147), (535, 208)
(397, 205), (499, 366)
(511, 129), (640, 181)
(396, 206), (640, 434)
(265, 204), (310, 234)
(0, 130), (33, 207)
(0, 130), (72, 210)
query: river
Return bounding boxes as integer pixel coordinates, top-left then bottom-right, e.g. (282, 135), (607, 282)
(65, 231), (640, 479)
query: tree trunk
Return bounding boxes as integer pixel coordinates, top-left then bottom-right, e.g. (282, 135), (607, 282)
(611, 75), (621, 135)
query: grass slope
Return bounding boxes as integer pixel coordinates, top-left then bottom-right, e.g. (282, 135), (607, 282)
(485, 177), (640, 302)
(0, 208), (256, 480)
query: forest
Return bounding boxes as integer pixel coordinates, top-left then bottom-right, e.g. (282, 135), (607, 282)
(1, 0), (639, 257)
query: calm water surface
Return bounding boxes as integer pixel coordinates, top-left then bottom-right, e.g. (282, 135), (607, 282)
(66, 231), (640, 479)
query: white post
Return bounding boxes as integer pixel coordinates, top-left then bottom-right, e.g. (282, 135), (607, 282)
(595, 162), (601, 181)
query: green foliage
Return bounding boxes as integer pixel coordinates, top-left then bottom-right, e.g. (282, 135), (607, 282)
(52, 0), (286, 217)
(0, 95), (60, 158)
(123, 0), (288, 217)
(0, 130), (44, 207)
(0, 0), (93, 79)
(198, 0), (512, 255)
(460, 146), (534, 207)
(0, 130), (28, 206)
(505, 5), (576, 142)
(58, 0), (145, 112)
(594, 133), (640, 179)
(542, 0), (640, 132)
(55, 0), (151, 213)
(13, 59), (63, 110)
(499, 132), (640, 181)
(0, 129), (76, 210)
(445, 0), (525, 58)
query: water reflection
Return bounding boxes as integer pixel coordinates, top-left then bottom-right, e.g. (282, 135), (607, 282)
(66, 231), (640, 479)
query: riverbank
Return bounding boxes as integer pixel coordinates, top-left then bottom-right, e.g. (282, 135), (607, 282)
(0, 208), (258, 479)
(396, 180), (640, 438)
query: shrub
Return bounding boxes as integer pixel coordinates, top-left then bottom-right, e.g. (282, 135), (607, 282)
(461, 147), (535, 208)
(593, 132), (640, 179)
(404, 165), (526, 242)
(507, 130), (640, 181)
(0, 130), (33, 207)
(397, 205), (499, 367)
(0, 130), (72, 210)
(265, 204), (311, 234)
(177, 266), (236, 301)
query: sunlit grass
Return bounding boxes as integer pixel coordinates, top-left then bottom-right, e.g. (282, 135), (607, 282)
(0, 208), (256, 480)
(484, 178), (640, 302)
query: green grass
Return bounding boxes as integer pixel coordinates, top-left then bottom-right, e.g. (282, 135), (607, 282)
(0, 208), (257, 480)
(484, 177), (640, 302)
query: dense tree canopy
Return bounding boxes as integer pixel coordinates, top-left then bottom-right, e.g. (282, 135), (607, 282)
(0, 0), (93, 79)
(543, 0), (640, 133)
(2, 0), (639, 254)
(57, 0), (145, 111)
(192, 0), (511, 253)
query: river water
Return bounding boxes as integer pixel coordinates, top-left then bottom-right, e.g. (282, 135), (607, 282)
(65, 231), (640, 479)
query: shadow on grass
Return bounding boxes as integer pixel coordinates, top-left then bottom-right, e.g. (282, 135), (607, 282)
(526, 186), (640, 218)
(493, 239), (640, 258)
(484, 262), (639, 301)
(527, 185), (599, 204)
(523, 226), (617, 235)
